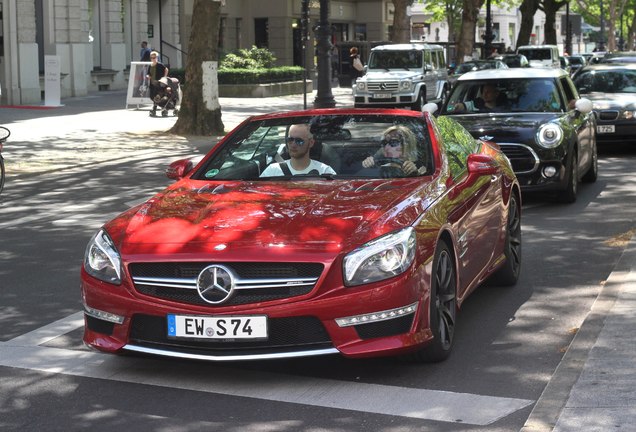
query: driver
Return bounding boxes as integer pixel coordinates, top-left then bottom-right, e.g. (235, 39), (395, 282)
(260, 124), (336, 177)
(362, 125), (423, 175)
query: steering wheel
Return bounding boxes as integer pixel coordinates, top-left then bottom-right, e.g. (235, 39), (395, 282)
(375, 157), (406, 178)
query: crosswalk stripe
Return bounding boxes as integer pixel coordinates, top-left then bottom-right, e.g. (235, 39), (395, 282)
(1, 313), (533, 425)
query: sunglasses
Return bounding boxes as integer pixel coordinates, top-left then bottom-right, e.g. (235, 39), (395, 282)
(381, 138), (403, 148)
(286, 136), (307, 146)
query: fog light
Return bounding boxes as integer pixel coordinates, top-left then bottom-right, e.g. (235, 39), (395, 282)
(335, 302), (418, 327)
(84, 304), (125, 324)
(542, 166), (558, 178)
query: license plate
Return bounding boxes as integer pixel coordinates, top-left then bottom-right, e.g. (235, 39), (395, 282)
(597, 125), (615, 133)
(373, 92), (392, 99)
(167, 314), (268, 339)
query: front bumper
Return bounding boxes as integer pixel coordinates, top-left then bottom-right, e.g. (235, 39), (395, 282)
(81, 262), (433, 361)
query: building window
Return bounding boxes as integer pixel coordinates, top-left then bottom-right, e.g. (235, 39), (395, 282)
(219, 17), (226, 49)
(255, 18), (268, 48)
(236, 18), (242, 49)
(355, 24), (366, 41)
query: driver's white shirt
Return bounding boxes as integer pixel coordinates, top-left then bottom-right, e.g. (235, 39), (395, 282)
(260, 159), (336, 177)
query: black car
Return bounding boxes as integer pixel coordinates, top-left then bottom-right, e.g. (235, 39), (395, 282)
(567, 55), (587, 76)
(440, 68), (598, 203)
(573, 63), (636, 145)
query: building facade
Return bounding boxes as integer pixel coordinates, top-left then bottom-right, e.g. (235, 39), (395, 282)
(0, 0), (586, 106)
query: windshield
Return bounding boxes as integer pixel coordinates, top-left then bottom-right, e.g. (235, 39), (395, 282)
(445, 78), (565, 113)
(574, 69), (636, 93)
(192, 114), (434, 181)
(368, 50), (423, 70)
(519, 49), (552, 61)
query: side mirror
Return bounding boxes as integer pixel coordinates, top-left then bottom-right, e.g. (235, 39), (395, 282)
(467, 153), (499, 176)
(166, 158), (194, 180)
(423, 102), (439, 114)
(575, 98), (593, 114)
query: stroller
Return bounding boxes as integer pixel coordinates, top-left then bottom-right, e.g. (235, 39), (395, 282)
(150, 76), (181, 117)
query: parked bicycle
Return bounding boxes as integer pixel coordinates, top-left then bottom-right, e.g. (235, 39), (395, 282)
(0, 125), (10, 196)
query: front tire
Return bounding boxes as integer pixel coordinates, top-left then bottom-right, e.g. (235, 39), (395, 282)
(411, 89), (426, 111)
(411, 240), (457, 362)
(557, 151), (578, 203)
(0, 156), (5, 196)
(582, 141), (598, 183)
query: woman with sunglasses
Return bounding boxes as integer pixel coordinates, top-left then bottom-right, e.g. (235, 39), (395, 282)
(260, 124), (337, 177)
(362, 125), (422, 176)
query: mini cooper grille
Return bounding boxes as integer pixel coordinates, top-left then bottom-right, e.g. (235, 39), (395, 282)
(128, 262), (324, 306)
(598, 110), (619, 121)
(129, 314), (333, 354)
(498, 144), (539, 174)
(367, 81), (399, 91)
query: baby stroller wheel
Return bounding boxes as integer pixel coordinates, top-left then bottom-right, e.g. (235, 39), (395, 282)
(161, 110), (168, 117)
(173, 109), (179, 116)
(149, 110), (157, 117)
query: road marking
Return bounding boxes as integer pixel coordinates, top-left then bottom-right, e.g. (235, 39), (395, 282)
(1, 313), (533, 425)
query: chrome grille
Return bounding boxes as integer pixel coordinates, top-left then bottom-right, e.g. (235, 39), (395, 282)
(367, 81), (399, 91)
(498, 143), (540, 174)
(129, 262), (324, 306)
(598, 110), (619, 121)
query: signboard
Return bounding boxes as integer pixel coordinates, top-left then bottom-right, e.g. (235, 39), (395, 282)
(44, 55), (61, 106)
(126, 61), (153, 108)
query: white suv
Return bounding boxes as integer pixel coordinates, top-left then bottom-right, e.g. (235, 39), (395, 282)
(517, 45), (561, 69)
(353, 43), (450, 111)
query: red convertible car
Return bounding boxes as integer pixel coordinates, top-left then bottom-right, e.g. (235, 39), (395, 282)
(82, 109), (521, 363)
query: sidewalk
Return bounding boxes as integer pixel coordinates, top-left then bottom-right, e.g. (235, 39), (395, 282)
(2, 86), (636, 432)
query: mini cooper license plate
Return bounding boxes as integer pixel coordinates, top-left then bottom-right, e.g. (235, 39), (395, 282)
(597, 125), (615, 133)
(167, 314), (268, 339)
(373, 92), (392, 99)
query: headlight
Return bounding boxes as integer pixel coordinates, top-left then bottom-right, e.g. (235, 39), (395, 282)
(84, 230), (122, 284)
(343, 227), (416, 286)
(399, 80), (412, 90)
(621, 110), (636, 120)
(356, 81), (367, 91)
(536, 123), (563, 148)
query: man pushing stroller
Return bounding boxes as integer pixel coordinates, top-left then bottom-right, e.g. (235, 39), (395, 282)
(150, 76), (181, 117)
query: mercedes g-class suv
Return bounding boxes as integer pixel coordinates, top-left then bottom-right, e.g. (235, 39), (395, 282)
(352, 43), (450, 111)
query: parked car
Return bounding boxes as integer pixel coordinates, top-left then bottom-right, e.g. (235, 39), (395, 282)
(82, 108), (522, 363)
(573, 63), (636, 145)
(567, 55), (587, 76)
(599, 51), (636, 64)
(559, 56), (571, 74)
(517, 44), (561, 69)
(494, 53), (529, 68)
(441, 68), (598, 203)
(449, 59), (508, 86)
(353, 43), (450, 110)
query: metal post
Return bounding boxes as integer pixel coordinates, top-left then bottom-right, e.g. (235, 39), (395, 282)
(301, 0), (309, 109)
(483, 0), (494, 59)
(313, 0), (336, 108)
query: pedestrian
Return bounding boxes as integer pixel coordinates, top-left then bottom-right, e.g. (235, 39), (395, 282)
(349, 47), (364, 84)
(146, 51), (169, 116)
(140, 41), (151, 61)
(488, 47), (499, 58)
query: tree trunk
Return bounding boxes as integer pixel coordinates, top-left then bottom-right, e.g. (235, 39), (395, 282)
(391, 0), (415, 43)
(170, 0), (224, 136)
(628, 13), (636, 50)
(455, 0), (484, 64)
(542, 0), (568, 45)
(516, 0), (540, 48)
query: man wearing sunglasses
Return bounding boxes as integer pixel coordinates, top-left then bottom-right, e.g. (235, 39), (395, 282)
(260, 124), (336, 177)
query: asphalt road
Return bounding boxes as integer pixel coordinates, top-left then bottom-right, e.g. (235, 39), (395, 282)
(1, 92), (635, 431)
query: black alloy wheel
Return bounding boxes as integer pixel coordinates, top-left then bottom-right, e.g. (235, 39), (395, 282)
(582, 141), (598, 183)
(488, 192), (522, 286)
(412, 89), (426, 111)
(412, 240), (457, 362)
(558, 151), (578, 203)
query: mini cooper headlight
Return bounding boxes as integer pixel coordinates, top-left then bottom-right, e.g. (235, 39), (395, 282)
(621, 110), (636, 120)
(399, 80), (412, 90)
(84, 229), (122, 284)
(343, 227), (416, 286)
(356, 81), (367, 91)
(536, 123), (563, 148)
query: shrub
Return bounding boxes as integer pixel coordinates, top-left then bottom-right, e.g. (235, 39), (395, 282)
(220, 46), (276, 69)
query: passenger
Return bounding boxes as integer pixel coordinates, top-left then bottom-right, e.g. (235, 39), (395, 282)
(260, 124), (336, 177)
(362, 125), (425, 176)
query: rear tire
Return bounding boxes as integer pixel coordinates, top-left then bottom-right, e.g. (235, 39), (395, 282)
(488, 192), (522, 286)
(410, 240), (457, 362)
(0, 157), (4, 196)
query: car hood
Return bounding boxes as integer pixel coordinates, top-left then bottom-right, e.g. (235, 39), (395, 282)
(444, 112), (557, 139)
(582, 92), (636, 110)
(104, 179), (438, 257)
(363, 70), (424, 80)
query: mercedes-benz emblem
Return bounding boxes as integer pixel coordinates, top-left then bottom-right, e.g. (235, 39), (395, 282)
(380, 82), (387, 90)
(196, 264), (236, 304)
